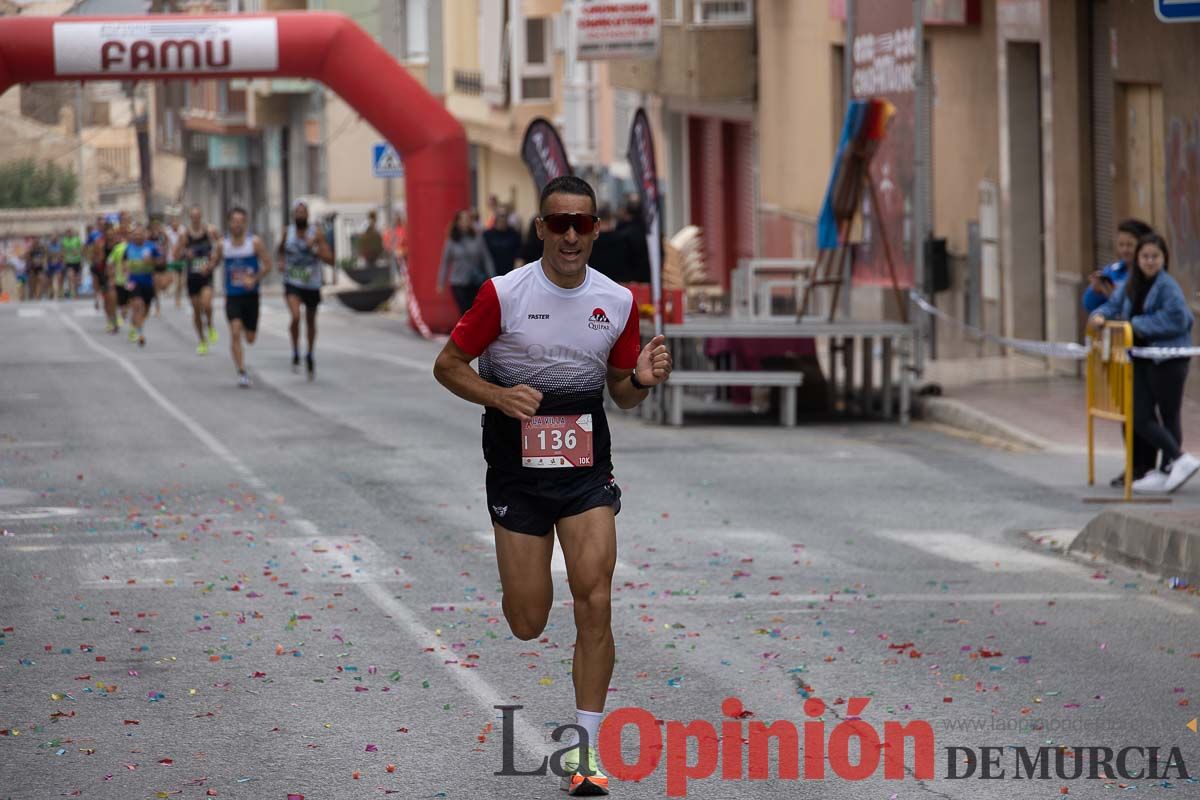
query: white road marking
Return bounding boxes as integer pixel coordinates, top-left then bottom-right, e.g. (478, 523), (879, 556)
(0, 507), (82, 521)
(59, 311), (265, 492)
(55, 308), (547, 758)
(875, 530), (1079, 574)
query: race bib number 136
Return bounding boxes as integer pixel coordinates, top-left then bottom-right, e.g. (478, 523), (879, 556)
(521, 414), (594, 468)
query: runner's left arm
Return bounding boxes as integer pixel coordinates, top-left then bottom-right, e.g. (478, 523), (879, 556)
(605, 301), (671, 409)
(607, 334), (671, 409)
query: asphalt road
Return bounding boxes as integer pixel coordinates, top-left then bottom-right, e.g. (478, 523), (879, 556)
(0, 294), (1197, 800)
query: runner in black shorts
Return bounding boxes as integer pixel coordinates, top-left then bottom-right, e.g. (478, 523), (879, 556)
(433, 176), (672, 797)
(279, 200), (333, 380)
(179, 207), (219, 355)
(211, 207), (272, 388)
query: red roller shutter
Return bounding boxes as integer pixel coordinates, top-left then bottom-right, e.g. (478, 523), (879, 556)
(731, 120), (755, 269)
(689, 115), (727, 287)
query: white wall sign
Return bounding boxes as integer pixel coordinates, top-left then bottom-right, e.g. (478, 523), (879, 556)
(576, 0), (659, 61)
(53, 18), (279, 77)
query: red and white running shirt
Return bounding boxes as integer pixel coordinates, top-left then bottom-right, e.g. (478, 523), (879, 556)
(451, 261), (640, 474)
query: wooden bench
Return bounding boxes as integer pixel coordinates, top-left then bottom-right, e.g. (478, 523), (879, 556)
(666, 371), (804, 427)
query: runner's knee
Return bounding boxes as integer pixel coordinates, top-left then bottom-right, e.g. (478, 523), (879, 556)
(506, 609), (549, 641)
(570, 581), (612, 627)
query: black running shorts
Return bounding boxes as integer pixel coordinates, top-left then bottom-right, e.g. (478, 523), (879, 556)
(485, 468), (621, 537)
(131, 281), (155, 307)
(284, 284), (321, 310)
(225, 293), (260, 332)
(187, 273), (213, 297)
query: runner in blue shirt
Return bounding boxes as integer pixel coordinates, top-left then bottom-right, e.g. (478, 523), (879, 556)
(210, 207), (273, 388)
(118, 222), (164, 347)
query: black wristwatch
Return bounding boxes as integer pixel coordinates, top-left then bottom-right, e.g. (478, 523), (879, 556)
(630, 371), (648, 391)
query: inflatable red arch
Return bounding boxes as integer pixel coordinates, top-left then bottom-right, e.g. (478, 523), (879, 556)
(0, 11), (467, 334)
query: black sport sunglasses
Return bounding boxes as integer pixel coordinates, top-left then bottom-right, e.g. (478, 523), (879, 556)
(540, 213), (600, 236)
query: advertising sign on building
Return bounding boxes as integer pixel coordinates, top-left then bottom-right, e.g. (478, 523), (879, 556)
(207, 134), (248, 170)
(52, 18), (279, 76)
(576, 0), (659, 61)
(851, 0), (917, 287)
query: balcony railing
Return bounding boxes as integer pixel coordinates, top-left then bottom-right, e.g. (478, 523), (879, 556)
(453, 70), (483, 96)
(692, 0), (752, 25)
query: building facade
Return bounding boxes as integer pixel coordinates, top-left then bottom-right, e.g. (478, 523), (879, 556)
(752, 0), (1200, 382)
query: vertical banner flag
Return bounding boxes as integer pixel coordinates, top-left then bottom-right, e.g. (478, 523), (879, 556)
(850, 0), (917, 287)
(520, 117), (573, 194)
(627, 108), (663, 332)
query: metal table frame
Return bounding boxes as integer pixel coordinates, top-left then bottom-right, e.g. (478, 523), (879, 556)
(640, 317), (915, 424)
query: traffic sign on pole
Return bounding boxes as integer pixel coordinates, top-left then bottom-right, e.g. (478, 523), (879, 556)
(1156, 0), (1200, 22)
(372, 142), (404, 178)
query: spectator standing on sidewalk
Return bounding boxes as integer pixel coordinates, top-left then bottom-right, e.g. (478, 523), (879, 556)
(437, 209), (495, 315)
(482, 205), (523, 276)
(1091, 233), (1199, 494)
(358, 210), (384, 268)
(1083, 219), (1153, 313)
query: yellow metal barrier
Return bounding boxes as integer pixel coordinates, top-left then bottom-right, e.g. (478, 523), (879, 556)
(1086, 321), (1135, 500)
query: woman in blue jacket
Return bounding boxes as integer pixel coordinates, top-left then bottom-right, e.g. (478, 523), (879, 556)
(1090, 233), (1198, 493)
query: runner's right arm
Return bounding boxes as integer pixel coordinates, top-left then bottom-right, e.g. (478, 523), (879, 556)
(433, 280), (542, 421)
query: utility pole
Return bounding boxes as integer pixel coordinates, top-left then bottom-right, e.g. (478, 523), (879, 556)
(74, 83), (87, 238)
(912, 0), (926, 373)
(841, 0), (855, 319)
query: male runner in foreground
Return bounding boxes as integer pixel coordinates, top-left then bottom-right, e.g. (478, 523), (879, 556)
(433, 176), (672, 796)
(210, 207), (272, 388)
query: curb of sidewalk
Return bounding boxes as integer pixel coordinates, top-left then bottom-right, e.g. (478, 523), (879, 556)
(1069, 508), (1200, 586)
(913, 395), (1052, 451)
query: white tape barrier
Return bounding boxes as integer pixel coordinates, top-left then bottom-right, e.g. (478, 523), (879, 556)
(909, 292), (1200, 362)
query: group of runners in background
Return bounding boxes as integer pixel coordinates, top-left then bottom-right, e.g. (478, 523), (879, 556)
(3, 201), (331, 388)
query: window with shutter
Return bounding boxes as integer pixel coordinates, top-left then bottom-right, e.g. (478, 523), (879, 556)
(480, 1), (507, 107)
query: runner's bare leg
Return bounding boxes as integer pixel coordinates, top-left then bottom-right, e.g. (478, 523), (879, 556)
(493, 523), (555, 640)
(555, 506), (617, 712)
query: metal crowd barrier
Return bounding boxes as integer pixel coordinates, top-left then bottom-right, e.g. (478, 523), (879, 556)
(1086, 321), (1135, 501)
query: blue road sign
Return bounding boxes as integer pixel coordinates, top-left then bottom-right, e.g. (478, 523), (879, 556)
(1156, 0), (1200, 22)
(372, 143), (404, 178)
